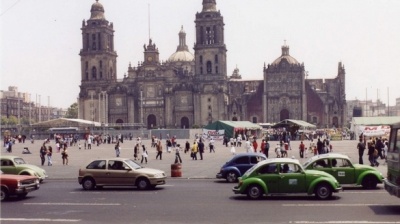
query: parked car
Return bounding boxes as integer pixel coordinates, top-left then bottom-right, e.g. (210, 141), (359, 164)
(303, 153), (384, 189)
(216, 153), (267, 183)
(0, 155), (47, 182)
(233, 158), (342, 200)
(78, 158), (166, 190)
(0, 171), (40, 201)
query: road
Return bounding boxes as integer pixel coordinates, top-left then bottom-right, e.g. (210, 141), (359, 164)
(1, 179), (399, 224)
(1, 138), (388, 179)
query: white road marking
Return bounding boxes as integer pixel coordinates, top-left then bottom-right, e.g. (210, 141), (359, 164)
(0, 218), (81, 222)
(24, 203), (120, 206)
(283, 203), (396, 207)
(292, 221), (400, 224)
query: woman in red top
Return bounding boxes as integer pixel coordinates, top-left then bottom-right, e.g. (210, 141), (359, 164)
(252, 140), (258, 152)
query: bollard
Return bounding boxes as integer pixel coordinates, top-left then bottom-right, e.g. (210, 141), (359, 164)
(171, 163), (182, 177)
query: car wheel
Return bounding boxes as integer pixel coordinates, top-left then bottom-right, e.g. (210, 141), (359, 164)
(362, 175), (378, 189)
(246, 185), (263, 200)
(82, 178), (96, 190)
(226, 172), (238, 183)
(315, 183), (332, 200)
(136, 178), (150, 190)
(1, 187), (9, 201)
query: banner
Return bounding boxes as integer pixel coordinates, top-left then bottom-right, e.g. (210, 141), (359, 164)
(202, 129), (225, 140)
(358, 125), (390, 137)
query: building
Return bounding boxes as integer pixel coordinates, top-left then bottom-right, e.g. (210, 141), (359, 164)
(78, 0), (347, 129)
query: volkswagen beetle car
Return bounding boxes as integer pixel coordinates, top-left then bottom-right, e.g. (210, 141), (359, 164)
(0, 155), (47, 182)
(233, 158), (342, 200)
(216, 153), (266, 183)
(303, 153), (384, 189)
(1, 171), (40, 201)
(78, 158), (166, 190)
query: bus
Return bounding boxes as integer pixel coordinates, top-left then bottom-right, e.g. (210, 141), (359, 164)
(384, 122), (400, 198)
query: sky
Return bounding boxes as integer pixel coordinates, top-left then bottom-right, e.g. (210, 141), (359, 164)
(1, 0), (400, 109)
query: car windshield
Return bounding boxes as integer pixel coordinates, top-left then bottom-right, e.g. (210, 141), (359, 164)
(303, 158), (313, 167)
(124, 159), (142, 169)
(13, 158), (26, 165)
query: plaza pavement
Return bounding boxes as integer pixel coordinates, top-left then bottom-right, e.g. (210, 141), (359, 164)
(2, 138), (387, 180)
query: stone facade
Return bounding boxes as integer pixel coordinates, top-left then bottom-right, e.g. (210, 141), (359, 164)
(78, 0), (347, 129)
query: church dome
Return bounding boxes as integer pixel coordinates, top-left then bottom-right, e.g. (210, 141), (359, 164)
(168, 26), (194, 62)
(271, 44), (299, 65)
(168, 51), (194, 62)
(90, 0), (105, 20)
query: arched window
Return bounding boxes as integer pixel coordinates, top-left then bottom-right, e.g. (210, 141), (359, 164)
(92, 66), (97, 79)
(206, 61), (212, 74)
(91, 34), (96, 50)
(99, 61), (103, 79)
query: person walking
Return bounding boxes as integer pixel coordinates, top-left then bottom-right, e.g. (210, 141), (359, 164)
(198, 140), (205, 160)
(185, 141), (190, 154)
(40, 143), (47, 166)
(367, 138), (378, 167)
(141, 145), (148, 164)
(61, 145), (68, 165)
(156, 140), (163, 160)
(134, 143), (139, 160)
(114, 141), (121, 157)
(357, 137), (366, 164)
(174, 144), (183, 163)
(252, 139), (258, 153)
(263, 140), (270, 158)
(299, 141), (305, 158)
(191, 142), (198, 160)
(47, 146), (53, 166)
(209, 138), (215, 153)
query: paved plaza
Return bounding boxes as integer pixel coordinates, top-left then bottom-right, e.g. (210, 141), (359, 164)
(2, 138), (387, 180)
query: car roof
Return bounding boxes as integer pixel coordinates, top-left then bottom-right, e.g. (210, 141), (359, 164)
(308, 153), (350, 162)
(0, 155), (21, 159)
(89, 158), (131, 161)
(257, 158), (301, 166)
(232, 153), (266, 158)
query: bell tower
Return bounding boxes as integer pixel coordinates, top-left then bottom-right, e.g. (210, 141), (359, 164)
(79, 0), (117, 83)
(193, 0), (228, 125)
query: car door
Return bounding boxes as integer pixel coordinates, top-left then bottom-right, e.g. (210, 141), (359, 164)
(234, 156), (251, 175)
(277, 163), (307, 193)
(256, 163), (281, 193)
(329, 158), (355, 184)
(85, 160), (108, 185)
(0, 159), (17, 174)
(106, 160), (133, 186)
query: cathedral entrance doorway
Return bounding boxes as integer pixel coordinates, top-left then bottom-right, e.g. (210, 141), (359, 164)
(180, 117), (189, 129)
(280, 109), (289, 121)
(232, 116), (238, 121)
(116, 119), (123, 123)
(332, 117), (338, 128)
(147, 114), (157, 129)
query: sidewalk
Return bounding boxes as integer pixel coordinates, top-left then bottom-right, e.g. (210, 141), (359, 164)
(2, 139), (387, 180)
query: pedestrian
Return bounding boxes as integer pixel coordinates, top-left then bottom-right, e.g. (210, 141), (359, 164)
(263, 140), (270, 158)
(87, 136), (92, 149)
(141, 145), (148, 164)
(209, 138), (215, 153)
(156, 140), (163, 160)
(245, 140), (251, 153)
(367, 138), (378, 167)
(115, 141), (121, 157)
(61, 145), (69, 165)
(174, 144), (183, 163)
(185, 141), (190, 154)
(357, 137), (366, 164)
(299, 141), (305, 158)
(40, 143), (47, 166)
(252, 139), (258, 152)
(191, 142), (198, 160)
(134, 143), (139, 160)
(317, 138), (324, 154)
(230, 144), (236, 155)
(166, 139), (172, 153)
(198, 140), (205, 160)
(47, 146), (53, 166)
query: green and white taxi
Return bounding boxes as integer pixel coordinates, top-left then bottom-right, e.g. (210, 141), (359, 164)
(0, 155), (47, 183)
(303, 153), (384, 189)
(232, 158), (342, 200)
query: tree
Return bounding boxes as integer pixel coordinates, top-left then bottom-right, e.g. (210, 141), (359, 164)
(65, 103), (78, 118)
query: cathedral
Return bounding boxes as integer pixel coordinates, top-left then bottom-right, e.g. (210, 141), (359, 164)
(78, 0), (347, 129)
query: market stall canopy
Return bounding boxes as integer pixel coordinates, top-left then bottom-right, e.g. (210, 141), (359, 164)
(271, 119), (316, 128)
(203, 120), (262, 139)
(31, 118), (101, 128)
(351, 116), (400, 137)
